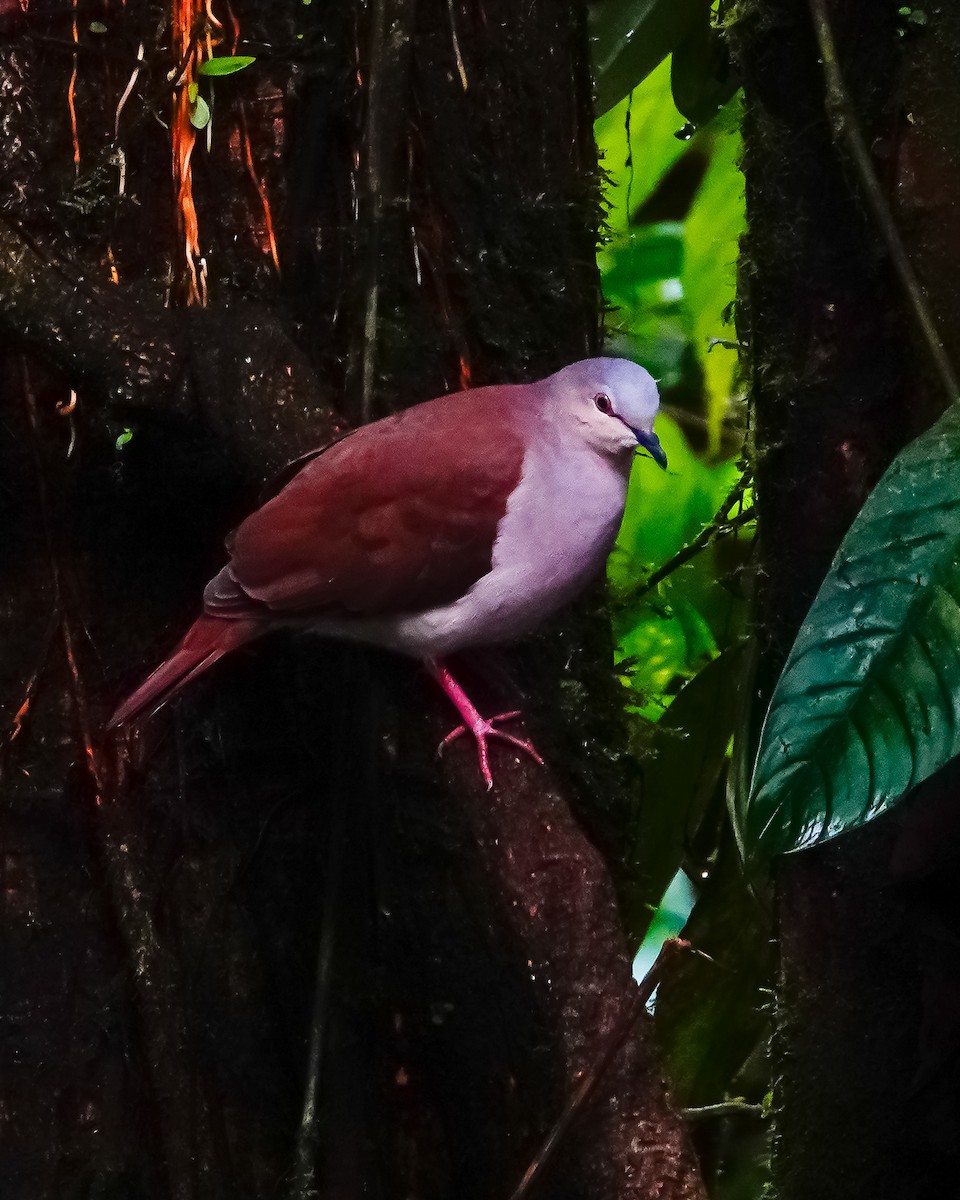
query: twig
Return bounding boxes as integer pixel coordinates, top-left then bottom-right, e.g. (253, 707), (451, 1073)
(808, 0), (959, 402)
(292, 796), (348, 1199)
(506, 938), (692, 1200)
(637, 505), (755, 600)
(682, 1100), (765, 1121)
(620, 475), (754, 605)
(358, 0), (389, 424)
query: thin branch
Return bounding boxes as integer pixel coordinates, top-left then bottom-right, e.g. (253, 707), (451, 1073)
(682, 1100), (765, 1122)
(506, 938), (692, 1200)
(808, 0), (959, 402)
(618, 475), (754, 605)
(291, 809), (346, 1199)
(637, 506), (755, 600)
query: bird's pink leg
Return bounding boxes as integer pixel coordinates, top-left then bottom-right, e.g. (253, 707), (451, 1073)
(427, 659), (544, 789)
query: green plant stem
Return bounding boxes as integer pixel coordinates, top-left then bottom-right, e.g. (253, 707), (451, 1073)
(682, 1100), (764, 1121)
(631, 505), (754, 601)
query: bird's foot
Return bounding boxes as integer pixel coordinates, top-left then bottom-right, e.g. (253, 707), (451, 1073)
(437, 711), (544, 790)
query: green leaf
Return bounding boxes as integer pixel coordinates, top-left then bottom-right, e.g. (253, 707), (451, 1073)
(595, 60), (688, 236)
(624, 646), (742, 945)
(742, 403), (960, 866)
(670, 8), (738, 128)
(655, 838), (774, 1108)
(610, 419), (746, 713)
(681, 105), (745, 452)
(189, 95), (211, 130)
(602, 221), (684, 303)
(115, 427), (134, 450)
(589, 0), (710, 117)
(197, 55), (256, 78)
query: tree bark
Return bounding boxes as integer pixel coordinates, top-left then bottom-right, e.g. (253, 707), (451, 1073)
(0, 3), (702, 1198)
(732, 1), (960, 1195)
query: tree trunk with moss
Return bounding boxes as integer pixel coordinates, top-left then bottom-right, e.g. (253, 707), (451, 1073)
(0, 3), (702, 1198)
(732, 1), (960, 1195)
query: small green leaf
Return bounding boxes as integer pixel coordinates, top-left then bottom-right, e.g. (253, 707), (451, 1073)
(189, 94), (210, 130)
(197, 55), (256, 77)
(187, 81), (199, 104)
(589, 0), (710, 117)
(742, 403), (960, 866)
(89, 20), (108, 34)
(115, 427), (134, 450)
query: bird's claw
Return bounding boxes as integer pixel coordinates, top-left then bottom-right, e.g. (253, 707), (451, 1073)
(437, 711), (544, 789)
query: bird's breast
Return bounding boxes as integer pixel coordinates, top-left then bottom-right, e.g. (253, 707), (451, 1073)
(495, 442), (630, 593)
(390, 442), (629, 654)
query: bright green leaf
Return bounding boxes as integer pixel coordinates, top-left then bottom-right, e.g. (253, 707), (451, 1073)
(115, 427), (134, 450)
(189, 95), (211, 130)
(742, 403), (960, 867)
(595, 60), (688, 236)
(611, 417), (741, 586)
(187, 81), (199, 104)
(589, 0), (710, 117)
(197, 55), (256, 77)
(602, 221), (684, 303)
(681, 104), (745, 452)
(610, 420), (746, 712)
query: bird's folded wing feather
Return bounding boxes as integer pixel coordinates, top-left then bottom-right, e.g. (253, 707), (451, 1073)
(205, 388), (529, 619)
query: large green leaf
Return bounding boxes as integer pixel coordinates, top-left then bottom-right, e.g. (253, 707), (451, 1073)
(741, 404), (960, 867)
(589, 0), (710, 117)
(595, 60), (688, 237)
(624, 645), (742, 945)
(681, 104), (744, 452)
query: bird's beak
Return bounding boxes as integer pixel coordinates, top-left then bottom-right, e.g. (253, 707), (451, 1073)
(634, 428), (668, 470)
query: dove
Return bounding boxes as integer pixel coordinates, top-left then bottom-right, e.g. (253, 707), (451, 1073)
(110, 357), (665, 785)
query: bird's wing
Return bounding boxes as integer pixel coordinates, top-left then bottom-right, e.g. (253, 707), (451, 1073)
(206, 387), (528, 619)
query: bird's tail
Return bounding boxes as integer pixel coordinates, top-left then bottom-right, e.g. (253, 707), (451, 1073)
(108, 614), (262, 729)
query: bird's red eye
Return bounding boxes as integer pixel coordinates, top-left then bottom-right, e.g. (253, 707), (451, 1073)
(594, 393), (612, 414)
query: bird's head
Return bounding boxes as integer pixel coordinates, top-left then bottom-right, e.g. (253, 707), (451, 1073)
(549, 357), (666, 469)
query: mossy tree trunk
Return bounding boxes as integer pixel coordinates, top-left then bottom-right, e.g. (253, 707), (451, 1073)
(732, 1), (960, 1195)
(0, 3), (701, 1198)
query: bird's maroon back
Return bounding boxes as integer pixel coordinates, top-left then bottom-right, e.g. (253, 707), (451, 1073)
(211, 385), (530, 619)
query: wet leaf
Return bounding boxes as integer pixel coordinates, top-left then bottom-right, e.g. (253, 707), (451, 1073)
(589, 0), (710, 117)
(742, 403), (960, 866)
(670, 9), (738, 128)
